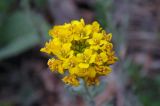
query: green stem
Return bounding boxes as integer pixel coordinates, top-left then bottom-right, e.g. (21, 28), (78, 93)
(84, 84), (96, 106)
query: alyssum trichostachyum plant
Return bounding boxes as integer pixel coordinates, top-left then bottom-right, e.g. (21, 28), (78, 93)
(41, 19), (117, 87)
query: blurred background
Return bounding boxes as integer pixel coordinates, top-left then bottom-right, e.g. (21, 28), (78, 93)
(0, 0), (160, 106)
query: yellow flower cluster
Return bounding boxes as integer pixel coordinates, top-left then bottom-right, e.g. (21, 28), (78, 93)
(41, 19), (117, 86)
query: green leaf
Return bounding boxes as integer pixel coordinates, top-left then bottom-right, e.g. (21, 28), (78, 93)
(0, 10), (49, 60)
(34, 0), (47, 8)
(0, 34), (39, 60)
(0, 11), (37, 45)
(0, 0), (15, 12)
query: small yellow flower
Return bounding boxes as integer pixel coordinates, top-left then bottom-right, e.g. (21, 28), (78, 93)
(62, 75), (80, 87)
(72, 21), (90, 40)
(40, 40), (55, 54)
(104, 33), (112, 41)
(101, 42), (113, 52)
(75, 66), (96, 78)
(88, 32), (103, 45)
(40, 38), (61, 55)
(77, 49), (96, 68)
(107, 51), (118, 65)
(95, 52), (108, 65)
(53, 43), (74, 60)
(85, 77), (100, 86)
(92, 21), (101, 32)
(96, 66), (111, 76)
(88, 32), (108, 50)
(63, 56), (79, 69)
(47, 58), (64, 74)
(41, 19), (117, 86)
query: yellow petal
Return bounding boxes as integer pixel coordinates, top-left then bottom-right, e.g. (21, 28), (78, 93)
(88, 67), (96, 78)
(62, 75), (80, 86)
(88, 39), (95, 45)
(79, 63), (89, 68)
(100, 52), (108, 62)
(63, 43), (71, 51)
(69, 67), (78, 75)
(93, 32), (103, 40)
(89, 54), (97, 63)
(84, 49), (92, 56)
(58, 65), (64, 74)
(106, 33), (112, 41)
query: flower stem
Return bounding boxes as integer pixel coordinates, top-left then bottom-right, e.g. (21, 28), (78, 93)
(84, 84), (96, 106)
